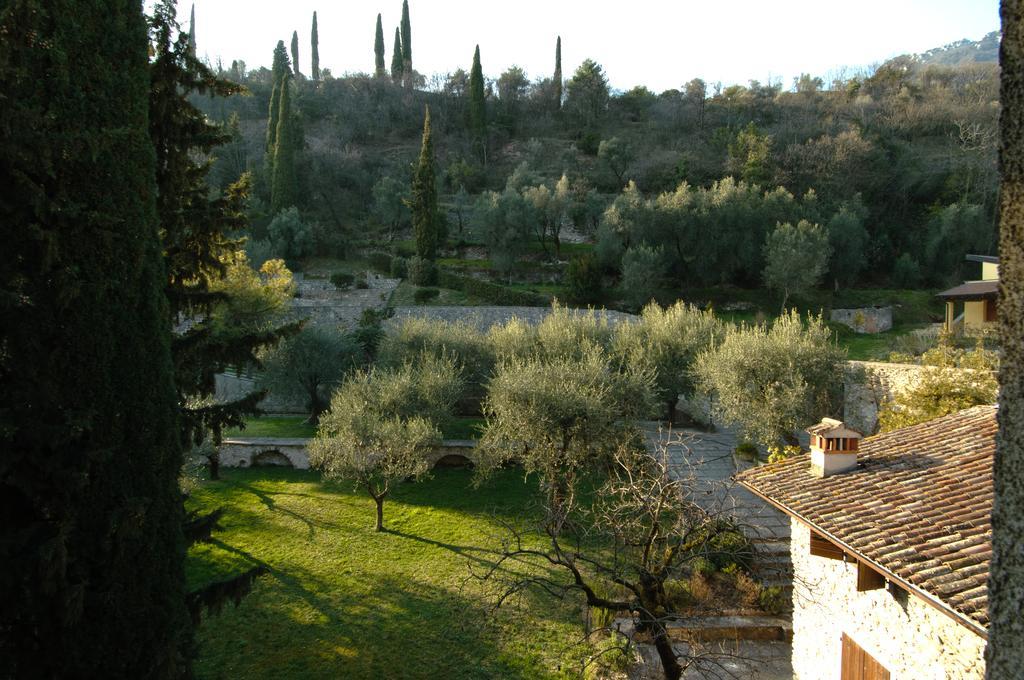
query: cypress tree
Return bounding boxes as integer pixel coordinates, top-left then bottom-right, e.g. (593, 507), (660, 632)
(411, 106), (440, 260)
(311, 12), (320, 82)
(188, 3), (197, 57)
(374, 13), (386, 78)
(291, 30), (301, 76)
(554, 35), (562, 110)
(272, 77), (298, 214)
(0, 1), (189, 675)
(267, 40), (291, 152)
(391, 27), (404, 84)
(468, 45), (487, 163)
(401, 0), (412, 88)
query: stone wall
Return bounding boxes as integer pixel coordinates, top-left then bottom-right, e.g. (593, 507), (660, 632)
(842, 361), (928, 435)
(830, 307), (893, 334)
(217, 438), (475, 470)
(790, 517), (986, 679)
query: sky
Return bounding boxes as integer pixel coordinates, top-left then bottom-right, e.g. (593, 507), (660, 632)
(179, 0), (1000, 92)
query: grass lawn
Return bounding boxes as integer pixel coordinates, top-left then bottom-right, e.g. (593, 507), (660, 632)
(187, 468), (592, 679)
(442, 416), (485, 440)
(225, 416), (316, 439)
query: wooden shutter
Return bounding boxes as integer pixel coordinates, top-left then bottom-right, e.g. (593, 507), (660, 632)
(809, 529), (844, 560)
(856, 561), (885, 592)
(841, 633), (890, 680)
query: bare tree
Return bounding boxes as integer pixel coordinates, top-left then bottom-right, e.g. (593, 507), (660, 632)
(472, 440), (758, 680)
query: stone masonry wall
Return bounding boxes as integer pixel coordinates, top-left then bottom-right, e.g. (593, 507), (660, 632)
(843, 361), (928, 435)
(830, 307), (893, 334)
(790, 517), (986, 679)
(218, 438), (475, 470)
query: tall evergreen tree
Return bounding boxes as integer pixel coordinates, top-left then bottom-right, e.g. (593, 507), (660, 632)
(267, 40), (291, 152)
(468, 45), (487, 163)
(374, 13), (386, 78)
(391, 27), (403, 84)
(291, 30), (301, 76)
(272, 77), (299, 214)
(311, 11), (320, 82)
(187, 3), (197, 57)
(401, 0), (412, 88)
(411, 107), (440, 260)
(554, 35), (562, 110)
(0, 1), (189, 675)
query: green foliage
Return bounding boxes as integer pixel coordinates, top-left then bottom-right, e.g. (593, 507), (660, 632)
(270, 77), (299, 213)
(892, 253), (923, 288)
(371, 175), (411, 235)
(259, 325), (364, 423)
(407, 255), (438, 285)
(366, 250), (394, 274)
(924, 202), (995, 285)
(374, 14), (386, 78)
(413, 286), (441, 303)
(478, 345), (654, 512)
(695, 311), (846, 448)
(762, 219), (831, 311)
(311, 12), (320, 81)
(766, 444), (803, 464)
(826, 200), (870, 288)
(469, 45), (487, 160)
(597, 136), (635, 187)
(565, 58), (609, 132)
(266, 40), (290, 152)
(565, 252), (603, 304)
(411, 108), (441, 260)
(878, 337), (998, 432)
(474, 187), (533, 274)
(390, 255), (409, 278)
(620, 244), (665, 310)
(735, 441), (760, 461)
(438, 269), (549, 306)
(400, 0), (412, 87)
(309, 354), (461, 529)
(267, 207), (313, 262)
(727, 122), (773, 185)
(290, 30), (300, 76)
(390, 27), (403, 84)
(331, 271), (355, 289)
(0, 1), (189, 672)
(612, 302), (725, 421)
(758, 586), (787, 616)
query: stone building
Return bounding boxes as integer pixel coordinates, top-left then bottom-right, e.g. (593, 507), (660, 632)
(738, 406), (994, 679)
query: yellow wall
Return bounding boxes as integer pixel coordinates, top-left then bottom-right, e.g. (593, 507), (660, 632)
(964, 301), (990, 329)
(982, 262), (999, 280)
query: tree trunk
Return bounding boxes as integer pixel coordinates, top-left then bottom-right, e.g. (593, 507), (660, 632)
(207, 450), (220, 481)
(374, 494), (385, 532)
(666, 397), (678, 425)
(986, 3), (1024, 676)
(779, 288), (789, 316)
(652, 626), (683, 680)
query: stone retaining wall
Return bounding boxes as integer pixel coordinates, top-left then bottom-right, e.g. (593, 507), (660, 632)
(218, 437), (476, 470)
(842, 361), (928, 435)
(829, 307), (893, 334)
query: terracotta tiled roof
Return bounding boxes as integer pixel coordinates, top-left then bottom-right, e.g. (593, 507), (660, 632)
(737, 405), (997, 634)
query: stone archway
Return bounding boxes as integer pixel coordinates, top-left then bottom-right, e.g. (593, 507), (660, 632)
(251, 449), (295, 468)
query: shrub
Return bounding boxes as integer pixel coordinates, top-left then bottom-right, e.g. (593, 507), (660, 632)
(330, 271), (355, 289)
(767, 444), (803, 464)
(413, 287), (440, 304)
(407, 255), (437, 286)
(663, 578), (692, 611)
(735, 441), (759, 461)
(437, 269), (547, 306)
(355, 273), (369, 289)
(706, 527), (754, 572)
(892, 253), (922, 288)
(620, 244), (665, 310)
(390, 256), (408, 278)
(565, 252), (603, 304)
(366, 250), (393, 274)
(758, 586), (786, 615)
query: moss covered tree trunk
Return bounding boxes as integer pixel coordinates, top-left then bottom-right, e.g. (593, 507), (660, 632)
(987, 2), (1024, 676)
(0, 1), (189, 674)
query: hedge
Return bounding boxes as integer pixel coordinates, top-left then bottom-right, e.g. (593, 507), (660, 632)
(437, 269), (548, 306)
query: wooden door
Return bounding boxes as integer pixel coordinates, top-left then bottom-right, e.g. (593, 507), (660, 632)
(841, 633), (890, 680)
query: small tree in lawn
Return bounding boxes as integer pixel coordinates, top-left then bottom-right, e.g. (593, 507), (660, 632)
(613, 301), (725, 424)
(310, 354), (462, 531)
(695, 311), (846, 448)
(477, 345), (654, 529)
(259, 325), (364, 424)
(762, 219), (831, 313)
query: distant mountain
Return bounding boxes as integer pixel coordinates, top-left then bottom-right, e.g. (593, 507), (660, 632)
(915, 31), (1000, 66)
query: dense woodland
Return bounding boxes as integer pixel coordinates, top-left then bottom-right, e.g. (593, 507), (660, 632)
(197, 13), (1001, 294)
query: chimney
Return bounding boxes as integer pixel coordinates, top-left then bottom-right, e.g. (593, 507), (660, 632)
(807, 418), (862, 478)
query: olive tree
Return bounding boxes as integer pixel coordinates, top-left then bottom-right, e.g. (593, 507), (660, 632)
(762, 220), (831, 312)
(309, 354), (462, 531)
(259, 325), (364, 424)
(694, 311), (846, 448)
(613, 302), (725, 424)
(477, 345), (654, 527)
